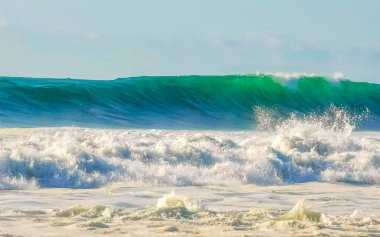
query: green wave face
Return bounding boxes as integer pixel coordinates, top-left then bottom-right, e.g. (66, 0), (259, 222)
(0, 74), (379, 129)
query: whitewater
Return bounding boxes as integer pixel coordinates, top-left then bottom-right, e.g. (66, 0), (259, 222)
(0, 74), (380, 236)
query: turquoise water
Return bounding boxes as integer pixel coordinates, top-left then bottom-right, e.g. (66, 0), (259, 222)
(1, 74), (380, 189)
(1, 76), (379, 237)
(1, 74), (379, 129)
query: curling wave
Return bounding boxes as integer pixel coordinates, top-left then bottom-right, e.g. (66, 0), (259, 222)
(0, 74), (379, 129)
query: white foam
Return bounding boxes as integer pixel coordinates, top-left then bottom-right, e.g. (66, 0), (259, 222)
(0, 107), (379, 189)
(333, 71), (345, 80)
(156, 192), (203, 212)
(248, 71), (321, 79)
(278, 198), (321, 222)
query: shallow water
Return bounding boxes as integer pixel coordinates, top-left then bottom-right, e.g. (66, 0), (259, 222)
(0, 183), (379, 236)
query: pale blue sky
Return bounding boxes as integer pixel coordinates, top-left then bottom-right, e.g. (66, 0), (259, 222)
(0, 0), (379, 81)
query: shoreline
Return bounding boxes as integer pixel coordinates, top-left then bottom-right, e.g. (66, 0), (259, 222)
(1, 183), (379, 236)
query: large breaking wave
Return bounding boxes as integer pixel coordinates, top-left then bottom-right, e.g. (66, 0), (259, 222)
(0, 74), (379, 129)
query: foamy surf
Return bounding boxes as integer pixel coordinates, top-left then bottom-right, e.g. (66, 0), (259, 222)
(0, 183), (379, 236)
(1, 107), (379, 189)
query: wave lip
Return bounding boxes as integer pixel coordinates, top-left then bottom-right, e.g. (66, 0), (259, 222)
(0, 74), (379, 129)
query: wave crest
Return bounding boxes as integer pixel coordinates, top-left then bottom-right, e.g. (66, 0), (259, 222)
(0, 75), (379, 129)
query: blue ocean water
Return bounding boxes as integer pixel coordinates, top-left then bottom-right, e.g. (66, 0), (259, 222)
(1, 74), (380, 190)
(0, 74), (379, 130)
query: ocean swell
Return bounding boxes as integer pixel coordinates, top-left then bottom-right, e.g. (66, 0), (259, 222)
(0, 74), (379, 129)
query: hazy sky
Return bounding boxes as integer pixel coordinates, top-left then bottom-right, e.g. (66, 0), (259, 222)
(0, 0), (379, 81)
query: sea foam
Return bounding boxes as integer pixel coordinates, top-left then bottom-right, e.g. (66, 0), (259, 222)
(0, 108), (379, 189)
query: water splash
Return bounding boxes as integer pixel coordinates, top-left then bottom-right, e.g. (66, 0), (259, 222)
(278, 199), (321, 222)
(254, 105), (367, 134)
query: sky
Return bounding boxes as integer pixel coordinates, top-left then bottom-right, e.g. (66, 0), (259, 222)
(0, 0), (379, 82)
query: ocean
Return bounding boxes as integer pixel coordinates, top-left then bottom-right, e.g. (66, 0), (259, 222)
(0, 74), (379, 236)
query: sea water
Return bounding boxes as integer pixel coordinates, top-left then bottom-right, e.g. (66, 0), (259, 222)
(0, 74), (379, 236)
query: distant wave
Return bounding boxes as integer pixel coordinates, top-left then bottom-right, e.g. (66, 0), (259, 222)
(0, 74), (379, 129)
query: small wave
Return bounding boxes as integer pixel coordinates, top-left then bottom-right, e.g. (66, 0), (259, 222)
(277, 198), (321, 222)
